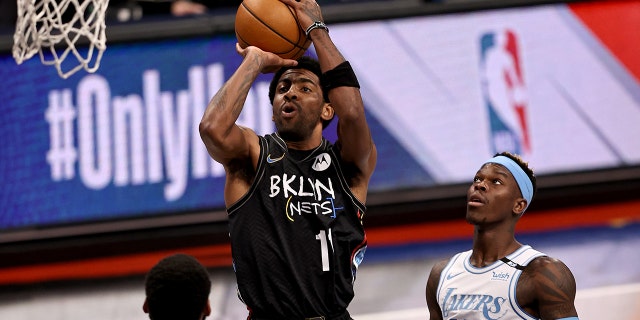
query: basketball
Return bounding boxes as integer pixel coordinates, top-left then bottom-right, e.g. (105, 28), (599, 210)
(235, 0), (311, 60)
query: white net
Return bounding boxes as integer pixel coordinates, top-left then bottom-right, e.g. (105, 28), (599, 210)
(13, 0), (109, 79)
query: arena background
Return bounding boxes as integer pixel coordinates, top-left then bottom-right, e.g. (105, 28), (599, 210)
(0, 0), (639, 319)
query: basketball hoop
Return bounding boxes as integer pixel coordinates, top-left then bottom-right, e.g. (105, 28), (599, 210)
(13, 0), (109, 79)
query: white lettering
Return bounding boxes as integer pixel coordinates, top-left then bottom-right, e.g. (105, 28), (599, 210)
(161, 90), (190, 201)
(270, 175), (281, 197)
(45, 89), (77, 181)
(143, 70), (163, 183)
(191, 66), (215, 179)
(282, 173), (297, 198)
(315, 178), (335, 201)
(287, 200), (337, 218)
(298, 176), (314, 197)
(112, 94), (145, 186)
(46, 64), (266, 201)
(77, 75), (112, 189)
(270, 174), (336, 201)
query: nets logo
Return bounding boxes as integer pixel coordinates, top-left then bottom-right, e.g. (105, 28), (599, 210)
(480, 29), (531, 156)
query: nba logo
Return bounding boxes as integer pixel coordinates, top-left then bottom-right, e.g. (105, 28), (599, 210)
(479, 29), (531, 155)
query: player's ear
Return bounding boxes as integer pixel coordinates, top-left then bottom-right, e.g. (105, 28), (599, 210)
(143, 298), (149, 314)
(513, 198), (527, 216)
(321, 103), (334, 121)
(203, 300), (212, 317)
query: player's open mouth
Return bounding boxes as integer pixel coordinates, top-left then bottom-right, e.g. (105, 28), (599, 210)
(468, 195), (484, 206)
(281, 104), (298, 117)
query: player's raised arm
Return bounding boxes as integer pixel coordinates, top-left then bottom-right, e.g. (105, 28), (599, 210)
(281, 0), (377, 200)
(199, 44), (296, 167)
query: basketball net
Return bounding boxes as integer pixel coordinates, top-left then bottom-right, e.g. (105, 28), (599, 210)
(13, 0), (109, 79)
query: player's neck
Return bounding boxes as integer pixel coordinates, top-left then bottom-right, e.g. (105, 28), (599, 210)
(285, 137), (323, 151)
(471, 231), (520, 267)
(288, 148), (316, 161)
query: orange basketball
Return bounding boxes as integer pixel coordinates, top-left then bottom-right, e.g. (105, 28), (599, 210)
(235, 0), (311, 60)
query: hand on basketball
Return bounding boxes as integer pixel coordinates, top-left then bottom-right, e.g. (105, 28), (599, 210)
(279, 0), (323, 33)
(235, 43), (298, 73)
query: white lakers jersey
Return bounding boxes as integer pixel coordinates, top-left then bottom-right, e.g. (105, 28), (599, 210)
(437, 245), (545, 320)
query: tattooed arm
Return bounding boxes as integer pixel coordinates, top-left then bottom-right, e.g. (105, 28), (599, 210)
(199, 45), (297, 205)
(517, 256), (579, 320)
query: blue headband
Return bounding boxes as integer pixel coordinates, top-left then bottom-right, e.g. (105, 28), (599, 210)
(485, 155), (534, 211)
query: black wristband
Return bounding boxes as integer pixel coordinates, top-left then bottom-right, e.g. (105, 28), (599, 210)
(321, 61), (360, 92)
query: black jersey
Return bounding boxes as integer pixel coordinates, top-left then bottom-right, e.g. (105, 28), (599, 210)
(227, 133), (367, 319)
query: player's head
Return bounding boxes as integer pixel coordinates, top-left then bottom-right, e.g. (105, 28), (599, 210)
(144, 253), (212, 320)
(269, 56), (334, 130)
(484, 151), (536, 212)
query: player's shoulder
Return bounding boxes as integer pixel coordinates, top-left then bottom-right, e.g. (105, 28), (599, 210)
(519, 256), (578, 318)
(237, 124), (258, 134)
(433, 257), (451, 270)
(523, 255), (577, 289)
(427, 257), (451, 293)
(429, 256), (454, 279)
(233, 125), (261, 149)
(526, 255), (570, 271)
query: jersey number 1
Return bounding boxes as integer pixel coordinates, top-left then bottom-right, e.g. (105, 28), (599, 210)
(316, 229), (333, 271)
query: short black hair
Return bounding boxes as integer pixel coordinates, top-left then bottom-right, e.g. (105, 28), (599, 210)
(145, 254), (211, 320)
(494, 151), (537, 199)
(268, 56), (333, 129)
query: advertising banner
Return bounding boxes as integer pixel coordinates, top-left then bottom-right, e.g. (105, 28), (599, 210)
(330, 3), (640, 182)
(1, 2), (638, 232)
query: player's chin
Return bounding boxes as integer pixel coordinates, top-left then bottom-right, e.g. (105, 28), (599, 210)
(465, 208), (483, 223)
(276, 127), (304, 142)
(466, 202), (480, 211)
